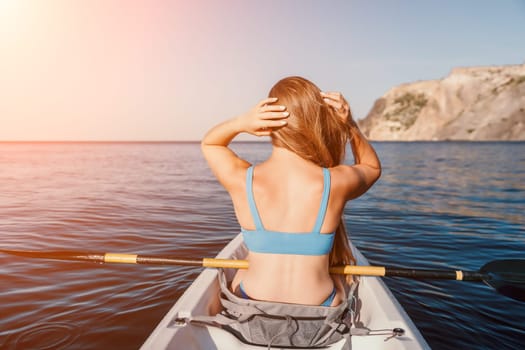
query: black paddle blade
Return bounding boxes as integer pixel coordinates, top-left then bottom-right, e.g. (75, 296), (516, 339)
(480, 260), (525, 302)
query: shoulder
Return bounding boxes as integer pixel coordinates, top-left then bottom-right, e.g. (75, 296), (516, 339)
(328, 165), (352, 187)
(327, 166), (350, 200)
(329, 164), (381, 201)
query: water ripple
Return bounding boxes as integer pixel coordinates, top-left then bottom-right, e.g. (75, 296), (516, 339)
(4, 323), (81, 350)
(0, 141), (524, 349)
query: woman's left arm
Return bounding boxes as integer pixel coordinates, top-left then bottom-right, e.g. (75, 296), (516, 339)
(201, 97), (288, 191)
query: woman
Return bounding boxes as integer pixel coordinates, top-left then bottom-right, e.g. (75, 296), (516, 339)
(201, 76), (381, 306)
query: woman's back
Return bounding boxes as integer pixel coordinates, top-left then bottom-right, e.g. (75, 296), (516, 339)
(229, 148), (347, 305)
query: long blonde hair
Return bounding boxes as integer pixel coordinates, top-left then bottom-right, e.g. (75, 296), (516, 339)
(268, 76), (356, 273)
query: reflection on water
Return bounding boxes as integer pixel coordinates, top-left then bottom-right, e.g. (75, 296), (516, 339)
(5, 322), (81, 350)
(373, 142), (524, 224)
(0, 141), (524, 349)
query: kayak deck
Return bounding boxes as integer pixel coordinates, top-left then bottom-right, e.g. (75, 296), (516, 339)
(141, 234), (430, 349)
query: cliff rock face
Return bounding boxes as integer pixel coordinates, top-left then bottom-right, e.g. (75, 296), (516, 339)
(358, 64), (525, 141)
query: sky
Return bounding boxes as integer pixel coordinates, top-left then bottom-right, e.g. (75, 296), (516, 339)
(1, 0), (524, 141)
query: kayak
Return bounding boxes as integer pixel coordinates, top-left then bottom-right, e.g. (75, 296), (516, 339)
(141, 234), (431, 349)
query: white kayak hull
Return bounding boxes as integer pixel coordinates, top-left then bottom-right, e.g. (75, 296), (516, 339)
(141, 234), (430, 349)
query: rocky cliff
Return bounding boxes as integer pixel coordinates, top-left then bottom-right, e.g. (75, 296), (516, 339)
(358, 64), (525, 141)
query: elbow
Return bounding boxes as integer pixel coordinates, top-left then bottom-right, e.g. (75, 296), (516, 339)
(201, 133), (213, 149)
(201, 133), (211, 147)
(371, 158), (382, 182)
(368, 166), (381, 187)
(375, 163), (382, 180)
(362, 157), (381, 183)
(200, 139), (211, 157)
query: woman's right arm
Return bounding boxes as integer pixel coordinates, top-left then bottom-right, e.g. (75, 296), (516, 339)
(201, 97), (289, 191)
(321, 92), (381, 200)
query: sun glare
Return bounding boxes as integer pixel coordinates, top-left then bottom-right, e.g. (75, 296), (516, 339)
(0, 0), (18, 14)
(0, 0), (23, 32)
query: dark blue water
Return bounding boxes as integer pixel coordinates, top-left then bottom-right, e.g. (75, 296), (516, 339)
(0, 141), (524, 349)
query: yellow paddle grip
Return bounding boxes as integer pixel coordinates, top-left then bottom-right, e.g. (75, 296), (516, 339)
(104, 253), (138, 264)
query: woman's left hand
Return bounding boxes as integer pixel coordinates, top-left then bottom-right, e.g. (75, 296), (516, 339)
(321, 91), (352, 123)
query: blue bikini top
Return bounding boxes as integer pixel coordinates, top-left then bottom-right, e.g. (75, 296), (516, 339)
(241, 165), (335, 256)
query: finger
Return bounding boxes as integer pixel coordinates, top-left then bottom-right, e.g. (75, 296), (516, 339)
(320, 91), (342, 101)
(260, 104), (286, 113)
(255, 131), (272, 137)
(260, 111), (289, 120)
(258, 97), (278, 107)
(321, 91), (339, 97)
(323, 98), (343, 110)
(268, 119), (288, 128)
(258, 119), (288, 130)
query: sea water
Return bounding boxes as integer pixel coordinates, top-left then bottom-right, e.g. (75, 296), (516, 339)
(0, 141), (524, 349)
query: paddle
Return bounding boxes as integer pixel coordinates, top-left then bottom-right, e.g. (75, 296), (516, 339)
(1, 249), (524, 302)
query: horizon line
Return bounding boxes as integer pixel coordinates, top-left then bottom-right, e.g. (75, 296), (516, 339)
(1, 140), (523, 144)
(0, 140), (265, 143)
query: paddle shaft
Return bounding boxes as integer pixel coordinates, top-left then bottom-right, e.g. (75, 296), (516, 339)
(0, 250), (485, 281)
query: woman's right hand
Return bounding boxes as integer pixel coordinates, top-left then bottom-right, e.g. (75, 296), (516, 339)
(235, 97), (289, 137)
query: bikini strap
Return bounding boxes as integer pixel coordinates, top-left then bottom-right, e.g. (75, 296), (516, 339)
(246, 165), (264, 230)
(312, 168), (331, 233)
